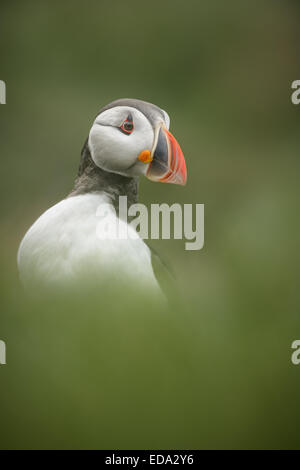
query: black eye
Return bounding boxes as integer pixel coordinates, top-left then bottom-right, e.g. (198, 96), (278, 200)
(123, 122), (133, 131)
(120, 115), (134, 135)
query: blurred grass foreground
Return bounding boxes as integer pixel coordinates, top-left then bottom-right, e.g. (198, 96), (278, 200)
(1, 0), (300, 449)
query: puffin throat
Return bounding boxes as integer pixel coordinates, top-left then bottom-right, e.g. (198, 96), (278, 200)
(68, 139), (139, 214)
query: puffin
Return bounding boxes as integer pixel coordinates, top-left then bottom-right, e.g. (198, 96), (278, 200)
(17, 99), (187, 295)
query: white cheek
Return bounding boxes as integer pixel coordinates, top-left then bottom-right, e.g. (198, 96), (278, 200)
(89, 125), (130, 171)
(88, 118), (154, 174)
(162, 110), (170, 130)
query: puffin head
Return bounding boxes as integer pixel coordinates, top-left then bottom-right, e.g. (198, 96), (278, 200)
(87, 98), (187, 185)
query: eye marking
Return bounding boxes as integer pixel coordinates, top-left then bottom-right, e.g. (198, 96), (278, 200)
(120, 114), (134, 135)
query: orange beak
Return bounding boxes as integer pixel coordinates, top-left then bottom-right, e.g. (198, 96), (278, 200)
(146, 125), (187, 185)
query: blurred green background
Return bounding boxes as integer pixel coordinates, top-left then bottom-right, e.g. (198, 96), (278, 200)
(1, 0), (300, 449)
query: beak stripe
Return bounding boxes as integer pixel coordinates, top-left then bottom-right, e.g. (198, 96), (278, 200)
(147, 125), (187, 186)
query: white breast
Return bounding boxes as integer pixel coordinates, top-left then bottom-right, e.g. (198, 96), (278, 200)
(18, 193), (160, 292)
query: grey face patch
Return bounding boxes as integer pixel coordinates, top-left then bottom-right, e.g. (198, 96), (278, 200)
(96, 98), (166, 129)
